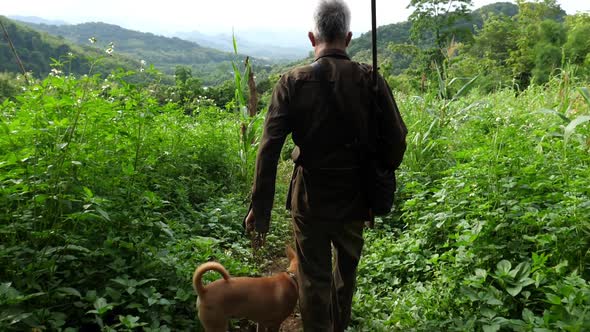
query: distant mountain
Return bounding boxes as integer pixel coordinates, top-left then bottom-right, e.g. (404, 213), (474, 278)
(15, 21), (270, 84)
(174, 30), (309, 61)
(9, 15), (69, 26)
(0, 16), (139, 78)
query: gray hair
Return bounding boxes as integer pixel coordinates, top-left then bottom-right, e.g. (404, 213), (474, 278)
(313, 0), (351, 43)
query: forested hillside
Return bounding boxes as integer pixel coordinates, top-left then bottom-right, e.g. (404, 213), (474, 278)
(15, 21), (270, 85)
(1, 1), (590, 331)
(348, 2), (533, 73)
(0, 16), (139, 78)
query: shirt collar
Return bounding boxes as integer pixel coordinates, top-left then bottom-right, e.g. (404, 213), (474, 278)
(314, 48), (351, 62)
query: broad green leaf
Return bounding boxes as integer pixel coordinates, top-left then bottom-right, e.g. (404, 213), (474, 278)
(88, 297), (114, 316)
(512, 262), (531, 280)
(481, 307), (497, 319)
(522, 308), (535, 323)
(486, 296), (503, 306)
(506, 285), (522, 297)
(579, 87), (590, 106)
(83, 186), (94, 198)
(0, 282), (14, 297)
(95, 207), (111, 221)
(112, 278), (131, 287)
(535, 109), (570, 123)
(64, 244), (91, 253)
(56, 287), (82, 298)
(157, 221), (175, 238)
(496, 260), (512, 275)
(545, 293), (562, 305)
(1, 313), (32, 325)
(564, 115), (590, 145)
(475, 268), (488, 280)
(483, 324), (501, 332)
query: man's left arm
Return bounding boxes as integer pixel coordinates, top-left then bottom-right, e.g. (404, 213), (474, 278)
(376, 75), (407, 169)
(249, 76), (292, 234)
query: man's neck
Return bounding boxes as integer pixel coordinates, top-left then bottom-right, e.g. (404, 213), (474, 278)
(314, 43), (347, 58)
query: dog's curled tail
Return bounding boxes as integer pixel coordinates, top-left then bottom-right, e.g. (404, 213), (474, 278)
(193, 262), (231, 296)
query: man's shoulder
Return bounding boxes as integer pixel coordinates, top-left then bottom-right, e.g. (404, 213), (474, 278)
(282, 63), (316, 81)
(281, 60), (374, 81)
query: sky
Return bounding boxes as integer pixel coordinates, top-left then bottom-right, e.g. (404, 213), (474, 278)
(3, 0), (590, 36)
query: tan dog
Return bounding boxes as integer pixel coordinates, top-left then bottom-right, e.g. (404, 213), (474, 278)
(193, 248), (299, 332)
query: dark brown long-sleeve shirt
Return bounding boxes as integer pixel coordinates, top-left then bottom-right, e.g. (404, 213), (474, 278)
(250, 49), (407, 233)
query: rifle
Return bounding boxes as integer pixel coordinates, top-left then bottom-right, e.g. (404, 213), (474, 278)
(371, 0), (378, 90)
(366, 0), (397, 228)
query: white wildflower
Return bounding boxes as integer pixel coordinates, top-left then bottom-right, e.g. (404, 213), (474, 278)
(89, 37), (97, 44)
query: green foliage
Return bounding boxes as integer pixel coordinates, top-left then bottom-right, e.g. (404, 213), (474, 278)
(408, 0), (474, 70)
(2, 4), (590, 331)
(0, 69), (256, 330)
(350, 78), (590, 330)
(0, 72), (20, 102)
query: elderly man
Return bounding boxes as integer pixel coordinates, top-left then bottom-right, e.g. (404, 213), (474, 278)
(245, 0), (407, 330)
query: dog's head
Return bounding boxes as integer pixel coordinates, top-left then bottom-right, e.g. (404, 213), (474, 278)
(286, 246), (298, 273)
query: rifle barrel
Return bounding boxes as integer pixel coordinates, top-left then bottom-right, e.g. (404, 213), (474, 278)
(371, 0), (378, 89)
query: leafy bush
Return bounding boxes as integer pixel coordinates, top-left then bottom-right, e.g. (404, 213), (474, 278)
(350, 82), (590, 331)
(0, 71), (254, 330)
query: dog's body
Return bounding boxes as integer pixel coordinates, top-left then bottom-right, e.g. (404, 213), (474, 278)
(193, 248), (298, 332)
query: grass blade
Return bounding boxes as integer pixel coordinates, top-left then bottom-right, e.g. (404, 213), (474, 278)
(579, 87), (590, 107)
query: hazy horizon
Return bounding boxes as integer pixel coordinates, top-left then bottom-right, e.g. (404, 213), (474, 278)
(4, 0), (589, 39)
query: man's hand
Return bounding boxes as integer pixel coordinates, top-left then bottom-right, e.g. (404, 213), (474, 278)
(244, 209), (266, 250)
(365, 209), (375, 229)
(244, 209), (256, 234)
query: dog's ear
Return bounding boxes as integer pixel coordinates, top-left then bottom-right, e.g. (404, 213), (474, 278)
(286, 246), (296, 261)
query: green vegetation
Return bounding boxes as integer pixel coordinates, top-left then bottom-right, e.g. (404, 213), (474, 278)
(0, 67), (267, 330)
(352, 81), (590, 331)
(1, 1), (590, 331)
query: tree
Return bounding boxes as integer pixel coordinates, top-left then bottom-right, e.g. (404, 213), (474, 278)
(408, 0), (474, 54)
(408, 0), (474, 97)
(508, 0), (566, 88)
(564, 14), (590, 66)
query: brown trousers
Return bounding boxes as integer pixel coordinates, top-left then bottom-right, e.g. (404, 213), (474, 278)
(292, 215), (364, 332)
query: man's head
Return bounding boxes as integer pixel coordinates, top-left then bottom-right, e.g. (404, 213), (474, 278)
(309, 0), (353, 51)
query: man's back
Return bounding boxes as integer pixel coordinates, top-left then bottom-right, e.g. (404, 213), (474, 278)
(245, 1), (407, 330)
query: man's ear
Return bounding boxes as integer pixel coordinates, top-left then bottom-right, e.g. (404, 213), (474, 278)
(345, 31), (353, 47)
(308, 31), (317, 47)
